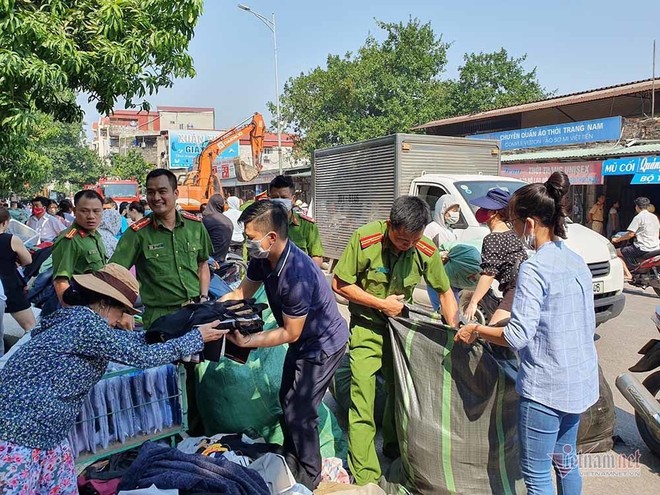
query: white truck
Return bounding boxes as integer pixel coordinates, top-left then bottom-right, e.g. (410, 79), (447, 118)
(313, 133), (625, 326)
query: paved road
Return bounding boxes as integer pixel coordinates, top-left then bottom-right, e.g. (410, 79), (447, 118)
(584, 285), (660, 492)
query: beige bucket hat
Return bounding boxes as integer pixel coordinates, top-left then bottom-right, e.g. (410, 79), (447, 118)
(73, 263), (140, 315)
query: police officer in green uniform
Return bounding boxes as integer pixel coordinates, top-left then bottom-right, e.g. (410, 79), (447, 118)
(332, 196), (459, 486)
(52, 190), (106, 304)
(110, 169), (213, 330)
(269, 175), (323, 267)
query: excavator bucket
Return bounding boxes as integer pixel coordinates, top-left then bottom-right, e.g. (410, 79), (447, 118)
(235, 158), (260, 182)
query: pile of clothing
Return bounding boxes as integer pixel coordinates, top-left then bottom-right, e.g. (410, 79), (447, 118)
(78, 433), (355, 495)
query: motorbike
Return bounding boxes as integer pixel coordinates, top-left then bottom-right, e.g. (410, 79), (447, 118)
(627, 249), (660, 297)
(616, 306), (660, 457)
(612, 234), (660, 297)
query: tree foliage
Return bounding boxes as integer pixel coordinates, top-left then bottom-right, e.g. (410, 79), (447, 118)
(275, 21), (549, 156)
(0, 114), (107, 195)
(0, 0), (203, 194)
(0, 0), (203, 130)
(272, 19), (452, 156)
(448, 49), (551, 115)
(111, 150), (152, 185)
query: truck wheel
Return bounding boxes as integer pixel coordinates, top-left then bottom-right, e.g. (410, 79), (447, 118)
(635, 370), (660, 457)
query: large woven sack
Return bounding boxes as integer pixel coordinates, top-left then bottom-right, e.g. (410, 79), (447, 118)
(577, 365), (615, 453)
(382, 309), (524, 495)
(196, 286), (347, 459)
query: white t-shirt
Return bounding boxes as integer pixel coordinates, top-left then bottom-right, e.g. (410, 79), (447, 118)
(628, 210), (660, 252)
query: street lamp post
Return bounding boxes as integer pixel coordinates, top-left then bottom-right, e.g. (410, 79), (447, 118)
(238, 3), (283, 175)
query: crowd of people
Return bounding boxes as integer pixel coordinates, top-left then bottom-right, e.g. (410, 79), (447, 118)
(0, 168), (651, 494)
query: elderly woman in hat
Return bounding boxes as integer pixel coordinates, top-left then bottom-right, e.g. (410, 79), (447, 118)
(0, 263), (227, 493)
(464, 188), (528, 325)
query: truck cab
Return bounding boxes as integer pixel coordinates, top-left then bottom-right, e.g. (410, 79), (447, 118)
(410, 174), (626, 325)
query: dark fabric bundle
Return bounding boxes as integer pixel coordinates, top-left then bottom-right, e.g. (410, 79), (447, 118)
(147, 299), (268, 363)
(118, 441), (269, 494)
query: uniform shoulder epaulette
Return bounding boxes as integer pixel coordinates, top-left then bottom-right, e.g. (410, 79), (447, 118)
(359, 233), (383, 250)
(299, 213), (316, 224)
(131, 217), (152, 231)
(65, 228), (78, 239)
(416, 239), (437, 257)
(181, 211), (201, 222)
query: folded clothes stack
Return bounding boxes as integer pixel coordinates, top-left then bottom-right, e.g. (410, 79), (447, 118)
(147, 299), (269, 363)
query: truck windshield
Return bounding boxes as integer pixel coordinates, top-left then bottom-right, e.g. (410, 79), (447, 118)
(454, 180), (526, 213)
(102, 184), (138, 198)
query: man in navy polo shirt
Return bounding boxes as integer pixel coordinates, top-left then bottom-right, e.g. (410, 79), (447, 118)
(222, 200), (349, 490)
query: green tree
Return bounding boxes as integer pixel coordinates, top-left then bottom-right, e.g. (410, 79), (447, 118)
(0, 114), (106, 194)
(47, 120), (109, 189)
(272, 18), (452, 156)
(448, 48), (550, 115)
(0, 0), (203, 192)
(111, 150), (152, 185)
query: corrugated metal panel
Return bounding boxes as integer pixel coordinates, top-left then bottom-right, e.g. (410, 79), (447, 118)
(414, 78), (658, 130)
(396, 134), (500, 196)
(501, 143), (660, 163)
(314, 137), (397, 260)
(314, 134), (500, 260)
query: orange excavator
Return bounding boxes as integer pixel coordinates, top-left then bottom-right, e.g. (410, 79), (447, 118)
(177, 112), (266, 212)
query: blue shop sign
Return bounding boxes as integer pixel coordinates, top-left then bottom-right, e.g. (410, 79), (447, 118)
(168, 130), (239, 170)
(602, 155), (660, 175)
(631, 171), (660, 185)
(468, 117), (622, 151)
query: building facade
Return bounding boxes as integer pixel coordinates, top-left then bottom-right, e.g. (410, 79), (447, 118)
(416, 79), (660, 229)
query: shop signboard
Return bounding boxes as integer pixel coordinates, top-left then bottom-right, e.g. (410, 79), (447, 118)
(501, 161), (603, 185)
(469, 117), (622, 151)
(168, 130), (239, 171)
(602, 155), (660, 184)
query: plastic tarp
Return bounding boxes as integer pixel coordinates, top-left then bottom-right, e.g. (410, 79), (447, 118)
(7, 219), (39, 246)
(382, 309), (524, 495)
(195, 287), (347, 460)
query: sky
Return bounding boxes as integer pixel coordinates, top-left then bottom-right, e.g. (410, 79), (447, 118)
(78, 0), (660, 132)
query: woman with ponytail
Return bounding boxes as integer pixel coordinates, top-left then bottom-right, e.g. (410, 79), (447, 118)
(455, 171), (598, 495)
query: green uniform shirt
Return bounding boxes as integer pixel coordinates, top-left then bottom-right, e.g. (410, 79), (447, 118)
(52, 223), (107, 280)
(288, 211), (324, 257)
(110, 211), (212, 325)
(334, 220), (450, 326)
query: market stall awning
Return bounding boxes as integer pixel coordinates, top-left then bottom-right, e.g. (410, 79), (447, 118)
(501, 143), (660, 163)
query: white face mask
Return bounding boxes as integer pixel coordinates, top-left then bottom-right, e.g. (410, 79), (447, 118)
(520, 221), (536, 250)
(246, 233), (273, 259)
(445, 211), (460, 225)
(271, 198), (293, 212)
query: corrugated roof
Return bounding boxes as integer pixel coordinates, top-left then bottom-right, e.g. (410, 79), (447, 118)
(500, 143), (660, 163)
(415, 78), (658, 130)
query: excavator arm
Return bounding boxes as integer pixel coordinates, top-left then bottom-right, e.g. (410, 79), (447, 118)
(196, 112), (266, 200)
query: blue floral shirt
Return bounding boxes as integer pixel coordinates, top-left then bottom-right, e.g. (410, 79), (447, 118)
(0, 306), (203, 449)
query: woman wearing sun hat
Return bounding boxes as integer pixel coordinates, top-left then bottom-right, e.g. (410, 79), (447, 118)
(0, 263), (227, 493)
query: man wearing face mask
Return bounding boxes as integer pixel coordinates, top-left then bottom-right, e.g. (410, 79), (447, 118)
(268, 175), (324, 267)
(221, 200), (349, 490)
(332, 196), (459, 486)
(27, 196), (66, 243)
